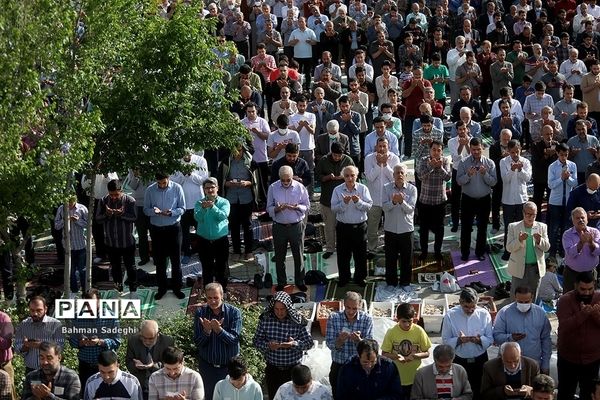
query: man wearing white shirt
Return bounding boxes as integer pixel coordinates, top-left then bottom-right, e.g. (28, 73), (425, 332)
(446, 36), (467, 106)
(289, 17), (317, 89)
(347, 49), (374, 83)
(328, 0), (348, 19)
(241, 101), (271, 206)
(280, 0), (299, 20)
(273, 364), (332, 400)
(490, 87), (526, 122)
(364, 117), (400, 157)
(289, 96), (317, 195)
(442, 288), (494, 400)
(171, 150), (209, 264)
(268, 114), (301, 161)
(364, 137), (400, 257)
(559, 48), (587, 97)
(500, 140), (533, 261)
(448, 121), (471, 233)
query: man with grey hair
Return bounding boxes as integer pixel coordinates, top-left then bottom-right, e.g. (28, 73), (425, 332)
(411, 344), (473, 400)
(267, 165), (310, 291)
(481, 341), (540, 400)
(383, 164), (417, 288)
(561, 206), (600, 292)
(315, 119), (349, 163)
(332, 165), (373, 287)
(315, 142), (354, 259)
(505, 202), (550, 297)
(442, 288), (493, 400)
(193, 282), (242, 400)
(125, 320), (175, 400)
(325, 291), (373, 398)
(364, 137), (400, 257)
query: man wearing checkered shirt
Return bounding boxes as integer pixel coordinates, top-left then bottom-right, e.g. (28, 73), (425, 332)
(253, 291), (313, 399)
(148, 347), (204, 400)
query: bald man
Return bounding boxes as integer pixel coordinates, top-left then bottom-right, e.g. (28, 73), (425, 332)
(566, 173), (600, 229)
(125, 320), (175, 400)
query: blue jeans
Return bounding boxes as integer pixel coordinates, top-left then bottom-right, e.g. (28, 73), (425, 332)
(547, 205), (568, 257)
(70, 248), (86, 292)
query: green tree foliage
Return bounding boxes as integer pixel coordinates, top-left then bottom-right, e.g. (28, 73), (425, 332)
(0, 1), (101, 246)
(92, 2), (247, 178)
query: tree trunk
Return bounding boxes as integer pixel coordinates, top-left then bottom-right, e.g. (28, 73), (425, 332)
(86, 174), (97, 290)
(63, 199), (72, 298)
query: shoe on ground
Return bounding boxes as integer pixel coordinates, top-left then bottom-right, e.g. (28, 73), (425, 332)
(116, 283), (124, 293)
(451, 226), (458, 233)
(129, 284), (138, 292)
(154, 291), (167, 300)
(490, 227), (500, 235)
(461, 254), (469, 262)
(253, 273), (263, 289)
(264, 273), (273, 288)
(367, 252), (375, 260)
(418, 252), (428, 261)
(138, 258), (150, 266)
(477, 255), (486, 261)
(501, 252), (510, 261)
(468, 282), (486, 293)
(243, 253), (255, 261)
(181, 256), (191, 265)
(475, 281), (492, 291)
(271, 255), (276, 262)
(297, 284), (308, 292)
(173, 291), (186, 299)
(275, 284), (285, 291)
(435, 252), (443, 261)
(93, 257), (103, 264)
(323, 251), (334, 259)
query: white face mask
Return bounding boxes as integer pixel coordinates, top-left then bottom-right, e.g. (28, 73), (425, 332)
(329, 134), (337, 140)
(588, 188), (597, 195)
(516, 302), (531, 313)
(228, 4), (235, 9)
(278, 128), (287, 135)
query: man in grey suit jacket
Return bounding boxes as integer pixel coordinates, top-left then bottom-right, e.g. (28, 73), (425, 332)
(481, 342), (540, 400)
(506, 201), (551, 298)
(411, 344), (473, 400)
(315, 120), (350, 163)
(125, 320), (175, 400)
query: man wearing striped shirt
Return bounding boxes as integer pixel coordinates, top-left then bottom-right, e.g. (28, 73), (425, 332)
(54, 195), (88, 293)
(325, 291), (373, 398)
(14, 296), (64, 374)
(148, 347), (204, 400)
(84, 350), (142, 400)
(96, 179), (138, 292)
(194, 283), (242, 400)
(253, 291), (313, 398)
(68, 288), (121, 392)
